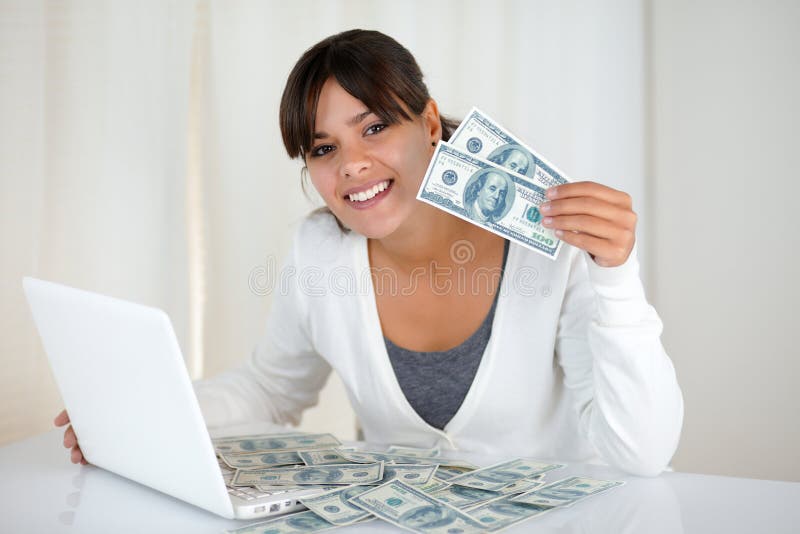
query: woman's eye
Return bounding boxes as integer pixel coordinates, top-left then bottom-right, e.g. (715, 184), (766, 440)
(311, 144), (335, 157)
(365, 123), (387, 135)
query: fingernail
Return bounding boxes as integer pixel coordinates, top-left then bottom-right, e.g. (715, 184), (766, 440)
(555, 229), (564, 237)
(540, 202), (551, 212)
(547, 188), (557, 199)
(543, 217), (553, 225)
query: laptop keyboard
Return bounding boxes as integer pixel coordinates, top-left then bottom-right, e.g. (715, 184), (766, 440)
(227, 485), (289, 501)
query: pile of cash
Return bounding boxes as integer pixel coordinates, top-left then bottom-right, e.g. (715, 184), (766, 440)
(418, 107), (571, 261)
(217, 432), (623, 534)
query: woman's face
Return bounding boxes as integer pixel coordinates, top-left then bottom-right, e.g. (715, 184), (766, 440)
(305, 78), (439, 239)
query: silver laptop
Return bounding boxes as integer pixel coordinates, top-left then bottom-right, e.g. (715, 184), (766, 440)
(22, 277), (323, 520)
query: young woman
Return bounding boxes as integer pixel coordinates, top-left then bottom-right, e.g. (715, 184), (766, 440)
(57, 29), (683, 476)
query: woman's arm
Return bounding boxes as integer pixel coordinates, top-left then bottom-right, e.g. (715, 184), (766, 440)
(193, 236), (331, 429)
(546, 182), (683, 476)
(557, 245), (683, 476)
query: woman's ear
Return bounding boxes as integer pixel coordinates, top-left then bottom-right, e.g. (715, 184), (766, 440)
(422, 99), (443, 144)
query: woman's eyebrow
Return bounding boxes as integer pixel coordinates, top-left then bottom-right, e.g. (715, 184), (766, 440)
(314, 110), (373, 139)
(347, 110), (372, 126)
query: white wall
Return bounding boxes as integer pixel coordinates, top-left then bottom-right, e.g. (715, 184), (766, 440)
(0, 0), (197, 445)
(649, 0), (800, 480)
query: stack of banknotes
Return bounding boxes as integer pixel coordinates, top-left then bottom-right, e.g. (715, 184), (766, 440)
(418, 107), (571, 261)
(218, 432), (623, 534)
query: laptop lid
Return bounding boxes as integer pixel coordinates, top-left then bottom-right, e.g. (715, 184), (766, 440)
(23, 277), (235, 519)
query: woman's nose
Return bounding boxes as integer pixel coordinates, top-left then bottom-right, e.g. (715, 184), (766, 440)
(340, 144), (372, 178)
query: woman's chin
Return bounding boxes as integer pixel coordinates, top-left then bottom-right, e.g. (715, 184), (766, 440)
(348, 214), (407, 240)
(325, 205), (400, 240)
(349, 222), (398, 240)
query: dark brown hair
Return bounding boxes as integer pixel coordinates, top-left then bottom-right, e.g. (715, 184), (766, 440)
(280, 29), (458, 160)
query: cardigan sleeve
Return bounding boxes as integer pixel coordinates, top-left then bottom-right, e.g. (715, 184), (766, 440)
(193, 233), (332, 430)
(555, 245), (684, 476)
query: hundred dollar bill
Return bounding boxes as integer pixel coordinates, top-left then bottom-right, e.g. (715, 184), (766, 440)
(494, 476), (546, 496)
(510, 476), (624, 507)
(213, 432), (300, 453)
(343, 450), (475, 469)
(215, 433), (341, 455)
(430, 484), (501, 509)
(232, 463), (384, 487)
(340, 451), (400, 464)
(437, 460), (478, 470)
(220, 451), (304, 470)
(212, 430), (297, 445)
(417, 142), (562, 260)
(434, 465), (476, 481)
(349, 480), (488, 533)
(211, 432), (300, 447)
(465, 495), (552, 532)
(417, 477), (451, 494)
(255, 484), (340, 493)
(298, 449), (352, 466)
(224, 509), (336, 534)
(449, 107), (569, 190)
(377, 464), (439, 486)
(447, 459), (564, 491)
(299, 485), (373, 526)
(386, 445), (441, 457)
(218, 460), (236, 474)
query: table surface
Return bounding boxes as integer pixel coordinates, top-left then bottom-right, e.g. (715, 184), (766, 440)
(2, 429), (799, 534)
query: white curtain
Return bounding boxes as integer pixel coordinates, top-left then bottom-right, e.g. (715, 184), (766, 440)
(1, 0), (198, 444)
(0, 0), (647, 444)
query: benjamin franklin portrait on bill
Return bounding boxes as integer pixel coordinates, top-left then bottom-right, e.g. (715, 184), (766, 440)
(463, 169), (516, 224)
(487, 143), (535, 178)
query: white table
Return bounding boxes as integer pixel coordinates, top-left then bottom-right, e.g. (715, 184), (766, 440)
(1, 430), (798, 533)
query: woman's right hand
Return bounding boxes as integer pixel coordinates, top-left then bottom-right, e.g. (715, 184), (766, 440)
(54, 409), (87, 465)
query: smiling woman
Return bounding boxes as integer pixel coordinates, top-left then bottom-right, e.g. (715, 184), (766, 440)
(303, 77), (434, 235)
(56, 28), (684, 477)
(279, 29), (459, 236)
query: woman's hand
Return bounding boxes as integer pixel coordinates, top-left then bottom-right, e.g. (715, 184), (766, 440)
(540, 181), (637, 267)
(54, 409), (87, 465)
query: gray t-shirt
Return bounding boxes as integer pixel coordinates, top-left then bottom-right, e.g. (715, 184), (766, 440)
(385, 239), (510, 430)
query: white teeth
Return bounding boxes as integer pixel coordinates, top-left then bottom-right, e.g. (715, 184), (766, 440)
(348, 180), (391, 202)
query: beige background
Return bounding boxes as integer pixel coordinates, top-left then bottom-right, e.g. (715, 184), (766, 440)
(649, 0), (800, 481)
(1, 0), (798, 482)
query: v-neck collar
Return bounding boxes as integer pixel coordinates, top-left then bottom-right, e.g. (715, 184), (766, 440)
(383, 238), (509, 354)
(354, 232), (514, 444)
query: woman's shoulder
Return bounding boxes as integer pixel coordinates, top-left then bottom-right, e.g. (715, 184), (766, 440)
(296, 208), (341, 236)
(291, 209), (356, 266)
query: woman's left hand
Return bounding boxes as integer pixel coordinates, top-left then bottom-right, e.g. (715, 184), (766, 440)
(539, 181), (637, 268)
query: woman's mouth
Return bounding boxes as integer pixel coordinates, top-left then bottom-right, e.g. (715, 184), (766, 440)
(343, 179), (394, 210)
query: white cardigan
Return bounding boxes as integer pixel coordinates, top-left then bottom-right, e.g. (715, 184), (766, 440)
(194, 212), (683, 476)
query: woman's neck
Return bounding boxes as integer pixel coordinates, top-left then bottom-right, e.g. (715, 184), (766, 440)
(369, 202), (478, 271)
